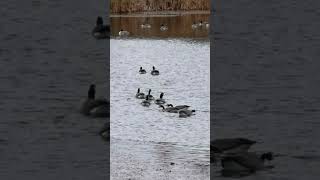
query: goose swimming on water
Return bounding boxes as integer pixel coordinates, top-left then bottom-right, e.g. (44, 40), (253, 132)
(92, 16), (110, 39)
(151, 66), (160, 75)
(139, 67), (146, 74)
(145, 89), (154, 100)
(135, 88), (145, 99)
(80, 84), (109, 117)
(141, 96), (151, 107)
(119, 29), (130, 36)
(141, 23), (151, 29)
(155, 92), (165, 105)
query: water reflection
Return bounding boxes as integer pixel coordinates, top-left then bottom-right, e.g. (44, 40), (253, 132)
(111, 14), (209, 38)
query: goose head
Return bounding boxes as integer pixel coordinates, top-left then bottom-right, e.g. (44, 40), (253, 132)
(148, 89), (151, 95)
(152, 66), (155, 70)
(159, 105), (165, 109)
(166, 104), (173, 107)
(140, 67), (142, 70)
(88, 84), (96, 99)
(160, 92), (164, 99)
(137, 88), (140, 93)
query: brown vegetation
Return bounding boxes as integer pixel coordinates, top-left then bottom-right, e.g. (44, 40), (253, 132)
(110, 0), (210, 14)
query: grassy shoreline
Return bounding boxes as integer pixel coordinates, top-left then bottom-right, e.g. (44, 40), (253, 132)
(110, 0), (210, 14)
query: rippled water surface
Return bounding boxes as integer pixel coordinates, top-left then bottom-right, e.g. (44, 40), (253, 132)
(111, 38), (210, 179)
(0, 0), (108, 179)
(212, 0), (320, 179)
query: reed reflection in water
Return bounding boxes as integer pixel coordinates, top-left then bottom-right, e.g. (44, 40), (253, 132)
(111, 14), (209, 38)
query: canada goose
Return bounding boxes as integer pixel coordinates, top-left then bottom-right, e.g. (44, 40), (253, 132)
(151, 66), (160, 75)
(159, 105), (179, 113)
(166, 104), (190, 110)
(141, 23), (151, 29)
(155, 92), (165, 105)
(139, 67), (146, 74)
(80, 84), (109, 117)
(92, 16), (110, 39)
(178, 109), (196, 118)
(192, 22), (198, 29)
(141, 96), (151, 107)
(145, 89), (154, 100)
(160, 24), (168, 31)
(135, 88), (145, 99)
(99, 123), (109, 141)
(221, 152), (274, 172)
(119, 29), (130, 36)
(198, 21), (204, 27)
(211, 138), (256, 154)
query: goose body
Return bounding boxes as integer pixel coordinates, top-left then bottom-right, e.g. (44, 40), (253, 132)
(141, 96), (151, 107)
(155, 92), (165, 105)
(178, 109), (195, 118)
(160, 24), (168, 31)
(221, 152), (273, 172)
(211, 138), (256, 154)
(119, 29), (130, 37)
(166, 104), (190, 110)
(139, 67), (146, 74)
(81, 98), (109, 117)
(135, 88), (145, 99)
(92, 25), (110, 39)
(141, 24), (151, 29)
(151, 66), (160, 75)
(90, 104), (109, 117)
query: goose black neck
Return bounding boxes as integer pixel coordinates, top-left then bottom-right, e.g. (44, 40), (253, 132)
(88, 84), (95, 99)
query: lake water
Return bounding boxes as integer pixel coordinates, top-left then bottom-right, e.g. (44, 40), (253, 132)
(0, 0), (109, 179)
(110, 36), (210, 179)
(212, 0), (320, 179)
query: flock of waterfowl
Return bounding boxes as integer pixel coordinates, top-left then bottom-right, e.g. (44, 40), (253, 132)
(119, 20), (209, 37)
(211, 138), (275, 177)
(136, 67), (195, 118)
(90, 16), (209, 39)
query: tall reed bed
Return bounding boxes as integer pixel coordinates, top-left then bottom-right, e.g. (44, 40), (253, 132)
(110, 0), (210, 13)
